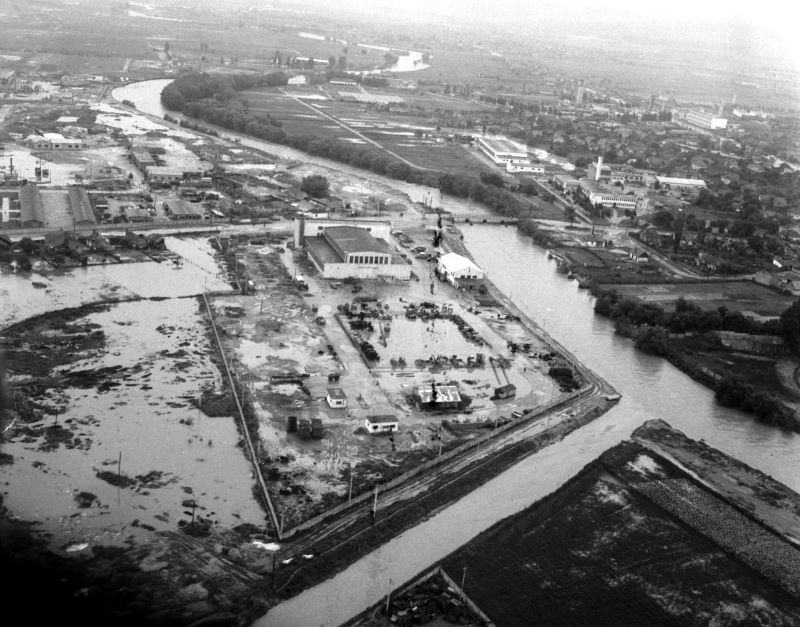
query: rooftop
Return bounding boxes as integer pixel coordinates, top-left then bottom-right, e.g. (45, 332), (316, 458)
(67, 186), (96, 223)
(478, 136), (527, 155)
(415, 385), (462, 404)
(325, 226), (392, 255)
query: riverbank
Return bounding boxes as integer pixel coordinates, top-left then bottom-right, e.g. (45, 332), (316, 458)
(588, 285), (800, 432)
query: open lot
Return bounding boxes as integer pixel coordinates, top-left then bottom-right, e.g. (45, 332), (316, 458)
(209, 229), (566, 529)
(599, 280), (795, 319)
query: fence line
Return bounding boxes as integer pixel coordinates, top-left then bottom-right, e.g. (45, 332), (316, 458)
(201, 292), (281, 538)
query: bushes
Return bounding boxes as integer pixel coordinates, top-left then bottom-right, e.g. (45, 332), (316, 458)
(300, 174), (329, 198)
(715, 376), (796, 430)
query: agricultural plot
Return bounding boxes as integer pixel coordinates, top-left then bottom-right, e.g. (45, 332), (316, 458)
(439, 439), (800, 626)
(601, 281), (794, 318)
(240, 90), (362, 142)
(241, 88), (489, 175)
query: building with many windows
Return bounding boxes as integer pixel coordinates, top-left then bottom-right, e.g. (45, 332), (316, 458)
(681, 110), (728, 131)
(655, 176), (707, 192)
(27, 133), (83, 150)
(587, 156), (654, 185)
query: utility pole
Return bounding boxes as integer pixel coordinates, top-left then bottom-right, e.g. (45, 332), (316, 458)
(348, 470), (354, 503)
(460, 566), (468, 600)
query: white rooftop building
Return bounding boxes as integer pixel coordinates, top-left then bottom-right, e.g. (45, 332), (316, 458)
(437, 252), (485, 287)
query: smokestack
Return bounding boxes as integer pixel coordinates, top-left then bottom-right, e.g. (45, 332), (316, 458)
(595, 156), (603, 181)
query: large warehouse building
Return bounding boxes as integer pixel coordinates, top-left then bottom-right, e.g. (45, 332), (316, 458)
(476, 136), (529, 166)
(295, 218), (411, 280)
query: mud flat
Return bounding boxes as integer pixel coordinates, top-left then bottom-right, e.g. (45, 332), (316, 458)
(349, 420), (800, 626)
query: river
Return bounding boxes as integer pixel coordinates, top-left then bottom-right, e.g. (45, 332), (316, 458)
(111, 80), (800, 625)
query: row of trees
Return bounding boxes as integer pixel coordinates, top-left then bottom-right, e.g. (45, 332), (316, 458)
(594, 292), (778, 336)
(593, 290), (800, 430)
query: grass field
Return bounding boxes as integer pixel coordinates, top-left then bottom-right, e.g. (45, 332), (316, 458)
(599, 281), (794, 318)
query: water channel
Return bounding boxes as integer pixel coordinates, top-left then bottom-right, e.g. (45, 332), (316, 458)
(110, 80), (800, 625)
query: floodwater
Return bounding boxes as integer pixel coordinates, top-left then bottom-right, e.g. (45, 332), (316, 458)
(1, 298), (266, 550)
(0, 237), (264, 550)
(111, 79), (174, 120)
(0, 236), (230, 329)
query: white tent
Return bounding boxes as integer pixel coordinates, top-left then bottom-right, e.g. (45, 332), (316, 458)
(437, 252), (485, 286)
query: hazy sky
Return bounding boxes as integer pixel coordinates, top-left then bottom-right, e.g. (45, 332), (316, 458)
(315, 0), (799, 69)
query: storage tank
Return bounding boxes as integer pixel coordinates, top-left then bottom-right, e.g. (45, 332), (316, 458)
(286, 415), (298, 433)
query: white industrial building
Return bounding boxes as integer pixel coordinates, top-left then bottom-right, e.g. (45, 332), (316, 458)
(476, 136), (529, 166)
(682, 110), (728, 130)
(655, 176), (707, 192)
(506, 161), (545, 174)
(437, 252), (486, 287)
(587, 191), (642, 211)
(27, 133), (83, 150)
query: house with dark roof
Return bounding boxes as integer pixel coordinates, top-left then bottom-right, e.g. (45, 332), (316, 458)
(67, 186), (96, 225)
(19, 184), (46, 227)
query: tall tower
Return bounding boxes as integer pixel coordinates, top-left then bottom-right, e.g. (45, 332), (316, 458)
(595, 156), (603, 181)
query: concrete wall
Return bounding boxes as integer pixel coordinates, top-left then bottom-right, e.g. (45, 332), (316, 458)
(321, 261), (411, 280)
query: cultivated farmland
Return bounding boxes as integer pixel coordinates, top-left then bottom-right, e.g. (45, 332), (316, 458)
(241, 87), (493, 175)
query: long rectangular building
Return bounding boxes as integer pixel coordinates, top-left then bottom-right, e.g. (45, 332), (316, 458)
(476, 136), (528, 166)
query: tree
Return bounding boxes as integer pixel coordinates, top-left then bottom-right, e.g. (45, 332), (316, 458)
(780, 300), (800, 354)
(673, 210), (686, 253)
(652, 209), (673, 229)
(300, 174), (329, 198)
(564, 206), (575, 225)
(479, 170), (504, 187)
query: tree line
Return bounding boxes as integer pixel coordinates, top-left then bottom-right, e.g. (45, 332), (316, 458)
(593, 290), (800, 431)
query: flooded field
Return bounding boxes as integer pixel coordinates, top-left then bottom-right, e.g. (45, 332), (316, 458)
(0, 236), (230, 329)
(0, 235), (255, 549)
(1, 297), (266, 551)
